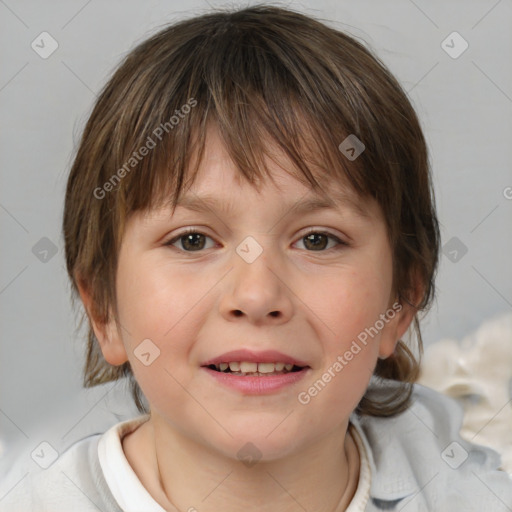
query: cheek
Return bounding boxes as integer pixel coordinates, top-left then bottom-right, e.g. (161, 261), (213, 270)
(116, 256), (194, 343)
(114, 257), (213, 401)
(299, 253), (393, 391)
(308, 266), (391, 339)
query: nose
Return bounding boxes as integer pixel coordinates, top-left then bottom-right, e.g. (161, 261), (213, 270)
(219, 242), (294, 326)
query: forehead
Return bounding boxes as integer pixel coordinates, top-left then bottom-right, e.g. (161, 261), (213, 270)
(173, 189), (372, 222)
(166, 125), (376, 221)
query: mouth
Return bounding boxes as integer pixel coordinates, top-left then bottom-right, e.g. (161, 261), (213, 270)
(204, 361), (308, 376)
(200, 349), (311, 393)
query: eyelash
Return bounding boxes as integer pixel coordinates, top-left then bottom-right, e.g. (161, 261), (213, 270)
(164, 227), (349, 253)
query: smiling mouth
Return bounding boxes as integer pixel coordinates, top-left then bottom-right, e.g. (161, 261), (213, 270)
(205, 361), (307, 376)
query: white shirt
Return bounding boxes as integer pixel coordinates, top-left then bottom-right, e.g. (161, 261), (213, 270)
(1, 380), (511, 511)
(96, 414), (372, 511)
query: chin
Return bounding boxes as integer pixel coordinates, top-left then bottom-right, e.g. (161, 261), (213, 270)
(206, 423), (309, 464)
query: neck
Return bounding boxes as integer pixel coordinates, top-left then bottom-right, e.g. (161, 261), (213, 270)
(123, 415), (359, 512)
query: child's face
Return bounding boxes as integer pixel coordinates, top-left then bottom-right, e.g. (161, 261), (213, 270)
(92, 128), (414, 460)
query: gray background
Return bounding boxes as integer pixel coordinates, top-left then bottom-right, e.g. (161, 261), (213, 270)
(1, 0), (511, 483)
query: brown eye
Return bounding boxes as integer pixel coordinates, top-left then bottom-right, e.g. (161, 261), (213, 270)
(296, 231), (346, 252)
(180, 233), (206, 251)
(165, 229), (347, 253)
(166, 230), (215, 252)
(303, 233), (329, 251)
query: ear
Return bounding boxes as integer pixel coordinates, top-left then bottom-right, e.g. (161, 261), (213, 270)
(76, 276), (128, 366)
(377, 276), (424, 359)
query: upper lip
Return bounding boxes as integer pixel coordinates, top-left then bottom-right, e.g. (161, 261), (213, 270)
(201, 349), (310, 367)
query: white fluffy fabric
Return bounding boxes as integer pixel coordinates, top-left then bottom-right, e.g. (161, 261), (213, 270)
(417, 312), (512, 475)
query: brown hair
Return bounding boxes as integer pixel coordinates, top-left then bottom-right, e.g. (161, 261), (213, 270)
(63, 5), (440, 416)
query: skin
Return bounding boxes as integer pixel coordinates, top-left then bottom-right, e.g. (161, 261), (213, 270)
(78, 127), (420, 512)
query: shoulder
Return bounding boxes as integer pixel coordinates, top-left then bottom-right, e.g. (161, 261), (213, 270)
(0, 434), (121, 512)
(352, 380), (512, 511)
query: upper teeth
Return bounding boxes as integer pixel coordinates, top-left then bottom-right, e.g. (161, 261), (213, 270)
(216, 362), (294, 373)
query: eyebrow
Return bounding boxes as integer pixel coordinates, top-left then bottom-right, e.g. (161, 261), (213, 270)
(174, 190), (370, 220)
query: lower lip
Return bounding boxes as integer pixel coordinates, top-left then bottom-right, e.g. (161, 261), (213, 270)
(201, 367), (310, 395)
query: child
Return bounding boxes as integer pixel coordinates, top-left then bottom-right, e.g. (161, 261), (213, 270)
(3, 5), (512, 511)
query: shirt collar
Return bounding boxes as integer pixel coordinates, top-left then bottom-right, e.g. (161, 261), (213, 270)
(106, 381), (424, 505)
(349, 411), (420, 502)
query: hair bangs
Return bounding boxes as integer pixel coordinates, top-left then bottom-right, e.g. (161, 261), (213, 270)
(114, 17), (373, 227)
